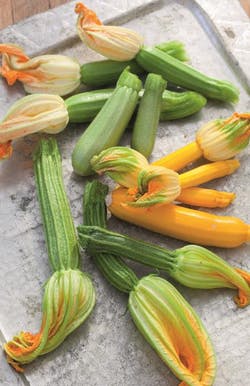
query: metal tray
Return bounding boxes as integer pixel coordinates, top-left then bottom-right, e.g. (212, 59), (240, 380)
(0, 1), (249, 385)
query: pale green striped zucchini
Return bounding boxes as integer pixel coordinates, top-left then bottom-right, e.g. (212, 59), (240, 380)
(131, 73), (167, 157)
(136, 47), (239, 103)
(80, 40), (188, 87)
(65, 88), (206, 123)
(71, 68), (142, 176)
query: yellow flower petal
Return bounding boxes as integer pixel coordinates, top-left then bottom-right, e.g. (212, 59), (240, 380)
(0, 94), (69, 158)
(91, 146), (148, 188)
(129, 275), (216, 385)
(127, 165), (181, 207)
(196, 112), (250, 161)
(4, 269), (95, 371)
(0, 44), (81, 95)
(75, 2), (143, 61)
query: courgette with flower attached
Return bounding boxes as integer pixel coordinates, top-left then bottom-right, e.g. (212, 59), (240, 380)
(91, 146), (238, 208)
(153, 112), (250, 170)
(0, 40), (187, 94)
(80, 40), (188, 87)
(80, 180), (216, 385)
(75, 2), (239, 103)
(79, 222), (250, 308)
(4, 139), (95, 372)
(109, 186), (250, 248)
(90, 146), (249, 247)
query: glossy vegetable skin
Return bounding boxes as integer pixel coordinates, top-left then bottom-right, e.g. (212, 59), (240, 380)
(109, 186), (250, 248)
(80, 40), (188, 87)
(65, 88), (206, 123)
(136, 46), (239, 103)
(71, 69), (142, 176)
(131, 73), (167, 157)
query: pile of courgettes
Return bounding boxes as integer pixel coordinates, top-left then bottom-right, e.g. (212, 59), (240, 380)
(65, 40), (239, 176)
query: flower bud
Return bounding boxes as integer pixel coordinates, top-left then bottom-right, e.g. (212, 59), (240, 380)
(91, 146), (148, 188)
(4, 269), (95, 372)
(128, 275), (216, 385)
(75, 3), (143, 61)
(127, 165), (181, 207)
(0, 94), (69, 159)
(173, 244), (250, 308)
(196, 112), (250, 161)
(0, 44), (81, 96)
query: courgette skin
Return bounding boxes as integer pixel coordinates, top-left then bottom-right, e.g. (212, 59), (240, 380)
(80, 40), (188, 87)
(83, 180), (139, 293)
(131, 73), (167, 157)
(81, 60), (143, 88)
(66, 88), (206, 123)
(136, 47), (239, 103)
(33, 138), (80, 271)
(65, 88), (113, 123)
(155, 41), (188, 62)
(160, 90), (206, 120)
(71, 69), (142, 176)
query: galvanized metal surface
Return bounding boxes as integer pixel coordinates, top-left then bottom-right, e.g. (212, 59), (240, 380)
(0, 1), (249, 385)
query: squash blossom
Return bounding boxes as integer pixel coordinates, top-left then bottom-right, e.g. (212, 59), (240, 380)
(0, 44), (81, 96)
(5, 269), (95, 372)
(91, 146), (236, 207)
(126, 165), (181, 207)
(0, 94), (69, 159)
(4, 139), (95, 371)
(91, 146), (149, 188)
(173, 245), (250, 308)
(78, 225), (250, 308)
(80, 180), (216, 386)
(153, 112), (250, 171)
(75, 3), (143, 61)
(91, 147), (180, 206)
(196, 112), (250, 161)
(129, 275), (216, 386)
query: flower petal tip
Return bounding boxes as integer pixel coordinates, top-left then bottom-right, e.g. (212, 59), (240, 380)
(75, 2), (86, 14)
(0, 141), (13, 159)
(6, 355), (24, 373)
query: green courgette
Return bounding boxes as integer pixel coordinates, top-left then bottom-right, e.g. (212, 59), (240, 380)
(80, 40), (188, 87)
(136, 46), (239, 103)
(65, 88), (206, 123)
(71, 68), (142, 176)
(131, 73), (167, 157)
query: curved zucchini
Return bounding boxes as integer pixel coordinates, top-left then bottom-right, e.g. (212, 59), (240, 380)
(80, 40), (188, 87)
(160, 90), (206, 120)
(66, 88), (206, 123)
(136, 46), (239, 103)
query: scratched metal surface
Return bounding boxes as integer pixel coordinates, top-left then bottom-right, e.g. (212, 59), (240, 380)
(0, 1), (249, 385)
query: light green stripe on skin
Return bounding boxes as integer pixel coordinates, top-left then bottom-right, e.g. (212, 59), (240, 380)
(83, 180), (139, 293)
(33, 139), (80, 271)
